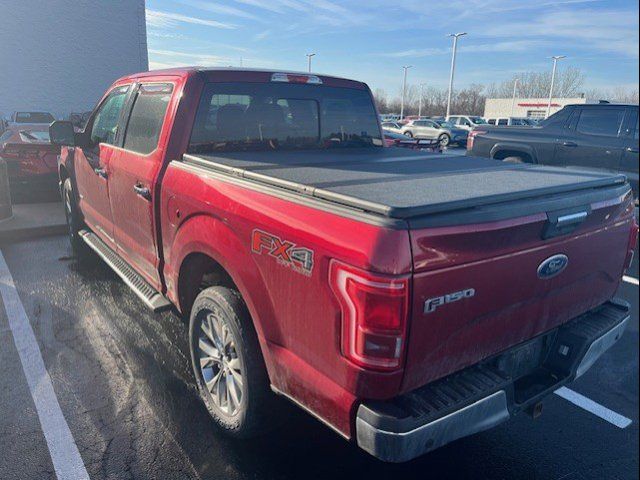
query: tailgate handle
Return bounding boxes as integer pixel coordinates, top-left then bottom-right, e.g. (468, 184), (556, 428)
(556, 211), (588, 227)
(543, 208), (590, 240)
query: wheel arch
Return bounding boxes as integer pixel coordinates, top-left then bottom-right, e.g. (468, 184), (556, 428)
(490, 143), (537, 163)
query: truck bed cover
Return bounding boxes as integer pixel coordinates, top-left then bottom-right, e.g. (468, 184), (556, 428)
(183, 148), (628, 220)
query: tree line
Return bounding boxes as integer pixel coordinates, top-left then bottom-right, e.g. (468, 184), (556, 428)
(373, 67), (639, 117)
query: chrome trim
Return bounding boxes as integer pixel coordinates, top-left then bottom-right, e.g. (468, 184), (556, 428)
(556, 211), (588, 226)
(356, 391), (510, 463)
(576, 315), (630, 378)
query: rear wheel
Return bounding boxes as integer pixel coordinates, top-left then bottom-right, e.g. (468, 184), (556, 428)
(503, 156), (524, 164)
(438, 134), (451, 147)
(404, 131), (413, 138)
(189, 286), (274, 438)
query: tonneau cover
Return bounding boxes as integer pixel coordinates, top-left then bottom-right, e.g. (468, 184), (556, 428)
(183, 148), (628, 219)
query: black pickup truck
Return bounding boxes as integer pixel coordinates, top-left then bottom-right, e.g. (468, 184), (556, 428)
(467, 103), (639, 199)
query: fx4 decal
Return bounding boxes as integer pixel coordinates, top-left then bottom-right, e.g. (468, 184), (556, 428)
(251, 229), (314, 277)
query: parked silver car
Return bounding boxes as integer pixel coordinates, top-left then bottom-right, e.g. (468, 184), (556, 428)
(401, 119), (468, 146)
(447, 115), (488, 132)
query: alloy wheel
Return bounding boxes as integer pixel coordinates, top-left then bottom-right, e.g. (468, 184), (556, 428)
(198, 308), (244, 416)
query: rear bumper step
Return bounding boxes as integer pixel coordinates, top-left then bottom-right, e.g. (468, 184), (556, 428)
(356, 299), (630, 462)
(80, 230), (171, 312)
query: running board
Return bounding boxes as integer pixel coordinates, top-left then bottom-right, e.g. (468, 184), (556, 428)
(79, 230), (171, 312)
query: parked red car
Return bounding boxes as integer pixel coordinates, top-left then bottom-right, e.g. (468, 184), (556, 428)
(0, 126), (60, 198)
(50, 68), (637, 462)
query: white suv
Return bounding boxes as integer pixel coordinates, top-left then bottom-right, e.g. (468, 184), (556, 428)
(447, 115), (488, 132)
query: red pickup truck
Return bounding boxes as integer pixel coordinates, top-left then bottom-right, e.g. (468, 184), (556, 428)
(49, 68), (638, 462)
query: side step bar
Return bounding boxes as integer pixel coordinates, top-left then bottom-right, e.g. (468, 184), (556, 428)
(80, 230), (172, 312)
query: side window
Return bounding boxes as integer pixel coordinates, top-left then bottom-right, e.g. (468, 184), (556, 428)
(497, 119), (508, 126)
(576, 108), (625, 137)
(488, 119), (496, 125)
(91, 86), (129, 146)
(123, 83), (173, 155)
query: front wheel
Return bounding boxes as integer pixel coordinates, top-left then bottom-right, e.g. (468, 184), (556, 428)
(404, 131), (413, 138)
(189, 286), (275, 438)
(63, 178), (89, 258)
(438, 134), (451, 147)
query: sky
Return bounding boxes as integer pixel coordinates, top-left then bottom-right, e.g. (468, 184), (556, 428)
(145, 0), (639, 96)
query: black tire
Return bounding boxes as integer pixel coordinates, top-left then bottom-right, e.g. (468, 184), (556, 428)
(63, 178), (90, 258)
(438, 134), (451, 147)
(503, 156), (524, 164)
(404, 130), (413, 138)
(189, 286), (274, 438)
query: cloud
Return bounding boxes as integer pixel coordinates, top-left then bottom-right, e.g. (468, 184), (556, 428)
(482, 8), (639, 58)
(145, 9), (236, 30)
(179, 0), (261, 20)
(254, 30), (271, 41)
(377, 40), (552, 58)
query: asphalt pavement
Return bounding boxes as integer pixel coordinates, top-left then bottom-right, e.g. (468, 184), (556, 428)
(0, 230), (637, 480)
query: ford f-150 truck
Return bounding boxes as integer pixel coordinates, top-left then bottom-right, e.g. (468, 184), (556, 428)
(49, 68), (638, 462)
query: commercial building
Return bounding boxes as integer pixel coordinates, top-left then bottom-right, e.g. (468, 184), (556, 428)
(484, 97), (588, 120)
(0, 0), (148, 120)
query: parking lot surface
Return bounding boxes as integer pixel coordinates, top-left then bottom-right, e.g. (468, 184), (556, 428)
(0, 234), (637, 480)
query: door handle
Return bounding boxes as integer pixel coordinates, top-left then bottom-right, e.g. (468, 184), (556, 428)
(94, 167), (108, 179)
(133, 184), (151, 201)
(626, 147), (639, 154)
(562, 141), (578, 147)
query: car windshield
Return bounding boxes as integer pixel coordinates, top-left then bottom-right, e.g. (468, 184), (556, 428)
(14, 112), (55, 124)
(189, 82), (383, 153)
(19, 130), (50, 142)
(469, 116), (487, 124)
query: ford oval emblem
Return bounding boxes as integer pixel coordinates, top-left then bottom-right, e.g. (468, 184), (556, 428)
(537, 254), (569, 279)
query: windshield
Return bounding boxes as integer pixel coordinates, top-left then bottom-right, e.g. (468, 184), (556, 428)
(189, 82), (383, 153)
(14, 112), (55, 124)
(469, 116), (487, 124)
(19, 130), (50, 142)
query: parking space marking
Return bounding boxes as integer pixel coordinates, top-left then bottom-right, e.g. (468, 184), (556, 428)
(554, 386), (632, 429)
(623, 275), (639, 286)
(0, 250), (90, 480)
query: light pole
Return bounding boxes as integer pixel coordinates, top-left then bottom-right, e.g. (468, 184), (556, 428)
(418, 83), (427, 118)
(400, 65), (412, 120)
(510, 78), (519, 117)
(306, 53), (316, 73)
(547, 55), (566, 117)
(446, 32), (467, 118)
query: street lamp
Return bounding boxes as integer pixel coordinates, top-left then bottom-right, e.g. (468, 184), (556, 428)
(305, 53), (316, 73)
(400, 65), (412, 120)
(446, 32), (467, 118)
(418, 83), (427, 118)
(547, 55), (566, 117)
(510, 78), (519, 117)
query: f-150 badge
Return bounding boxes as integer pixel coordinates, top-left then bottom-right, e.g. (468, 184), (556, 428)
(424, 288), (476, 314)
(251, 229), (314, 277)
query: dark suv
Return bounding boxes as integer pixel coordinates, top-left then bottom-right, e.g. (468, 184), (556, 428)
(468, 104), (639, 199)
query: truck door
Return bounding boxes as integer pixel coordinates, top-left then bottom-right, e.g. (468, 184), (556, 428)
(554, 106), (626, 173)
(108, 82), (175, 289)
(620, 107), (639, 198)
(74, 85), (131, 245)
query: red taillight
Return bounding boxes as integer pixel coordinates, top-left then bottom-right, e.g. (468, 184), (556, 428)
(271, 73), (322, 84)
(330, 260), (409, 371)
(467, 129), (485, 151)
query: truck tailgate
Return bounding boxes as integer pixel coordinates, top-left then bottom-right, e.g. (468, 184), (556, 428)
(401, 191), (635, 392)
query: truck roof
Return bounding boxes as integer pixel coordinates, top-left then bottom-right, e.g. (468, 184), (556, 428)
(183, 149), (628, 222)
(118, 67), (367, 89)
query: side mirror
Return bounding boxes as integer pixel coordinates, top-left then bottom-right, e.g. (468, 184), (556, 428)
(49, 121), (76, 147)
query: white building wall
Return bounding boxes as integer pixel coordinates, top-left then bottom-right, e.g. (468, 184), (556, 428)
(484, 97), (588, 119)
(0, 0), (148, 119)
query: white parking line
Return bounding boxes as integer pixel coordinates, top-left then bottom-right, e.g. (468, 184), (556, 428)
(623, 275), (639, 286)
(554, 386), (632, 429)
(0, 250), (89, 480)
